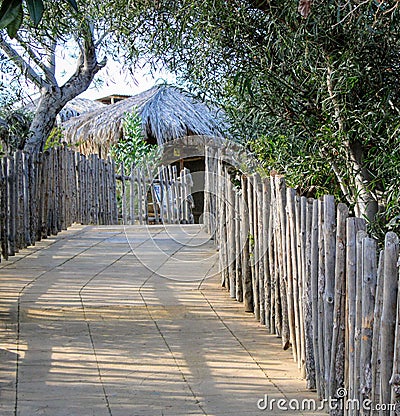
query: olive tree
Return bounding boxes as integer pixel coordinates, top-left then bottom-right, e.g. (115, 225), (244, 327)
(128, 0), (400, 224)
(0, 0), (146, 153)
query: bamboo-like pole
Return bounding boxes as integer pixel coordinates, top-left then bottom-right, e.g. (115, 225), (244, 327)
(360, 237), (377, 416)
(235, 187), (243, 302)
(317, 198), (325, 396)
(354, 229), (369, 405)
(227, 169), (236, 299)
(371, 251), (384, 416)
(323, 195), (336, 397)
(276, 176), (290, 349)
(257, 175), (265, 325)
(287, 188), (300, 362)
(311, 199), (320, 395)
(263, 178), (272, 333)
(329, 203), (349, 409)
(251, 174), (259, 320)
(380, 232), (399, 413)
(304, 198), (315, 389)
(241, 175), (253, 312)
(346, 217), (367, 414)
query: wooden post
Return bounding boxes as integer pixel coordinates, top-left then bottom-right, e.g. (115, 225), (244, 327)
(311, 199), (320, 395)
(251, 174), (260, 321)
(218, 159), (228, 287)
(371, 251), (384, 415)
(329, 203), (349, 409)
(256, 175), (265, 325)
(297, 195), (306, 375)
(268, 188), (276, 333)
(287, 187), (299, 362)
(8, 154), (17, 255)
(0, 157), (8, 260)
(138, 167), (144, 225)
(355, 229), (369, 405)
(380, 232), (399, 411)
(360, 237), (377, 415)
(204, 146), (210, 230)
(227, 169), (236, 299)
(235, 186), (243, 302)
(263, 178), (272, 332)
(241, 175), (253, 312)
(248, 175), (258, 317)
(323, 195), (336, 397)
(276, 176), (290, 349)
(317, 198), (325, 396)
(390, 253), (400, 413)
(271, 177), (282, 336)
(120, 162), (127, 225)
(130, 163), (135, 225)
(346, 217), (367, 414)
(304, 198), (316, 389)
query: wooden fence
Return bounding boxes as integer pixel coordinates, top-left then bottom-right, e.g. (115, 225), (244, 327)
(0, 147), (118, 261)
(117, 163), (194, 225)
(204, 146), (400, 415)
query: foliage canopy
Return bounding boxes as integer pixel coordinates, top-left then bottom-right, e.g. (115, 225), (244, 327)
(123, 0), (400, 235)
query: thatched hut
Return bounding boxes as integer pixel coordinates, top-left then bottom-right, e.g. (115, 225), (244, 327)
(62, 84), (228, 155)
(62, 84), (229, 221)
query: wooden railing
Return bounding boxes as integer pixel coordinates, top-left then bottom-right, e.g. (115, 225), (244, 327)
(204, 146), (400, 415)
(0, 147), (118, 261)
(117, 163), (194, 225)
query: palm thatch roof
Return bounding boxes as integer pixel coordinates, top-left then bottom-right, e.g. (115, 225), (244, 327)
(25, 97), (106, 123)
(61, 85), (229, 155)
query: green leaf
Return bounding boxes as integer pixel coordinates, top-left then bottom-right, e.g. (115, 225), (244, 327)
(64, 0), (78, 12)
(6, 2), (22, 38)
(0, 0), (22, 29)
(26, 0), (44, 27)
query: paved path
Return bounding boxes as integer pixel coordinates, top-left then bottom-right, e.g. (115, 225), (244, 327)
(0, 225), (319, 416)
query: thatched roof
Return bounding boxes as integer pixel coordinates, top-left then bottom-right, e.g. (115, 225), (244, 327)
(25, 97), (106, 123)
(61, 85), (229, 153)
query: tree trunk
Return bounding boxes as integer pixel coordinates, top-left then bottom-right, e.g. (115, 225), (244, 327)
(24, 24), (106, 154)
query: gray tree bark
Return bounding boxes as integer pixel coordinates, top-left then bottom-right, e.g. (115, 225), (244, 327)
(0, 23), (106, 154)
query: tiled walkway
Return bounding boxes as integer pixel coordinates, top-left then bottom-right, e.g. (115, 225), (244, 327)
(0, 225), (318, 415)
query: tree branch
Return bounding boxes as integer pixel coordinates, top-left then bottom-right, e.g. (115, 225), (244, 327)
(60, 21), (107, 100)
(44, 39), (57, 84)
(14, 33), (58, 86)
(0, 34), (49, 89)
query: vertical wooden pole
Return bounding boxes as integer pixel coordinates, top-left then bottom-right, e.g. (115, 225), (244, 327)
(121, 162), (127, 225)
(380, 232), (399, 411)
(329, 203), (349, 412)
(263, 178), (272, 332)
(227, 170), (236, 299)
(218, 160), (228, 287)
(235, 186), (243, 302)
(241, 175), (253, 312)
(346, 217), (367, 414)
(355, 229), (369, 404)
(371, 251), (384, 415)
(323, 195), (336, 397)
(257, 175), (265, 325)
(287, 187), (300, 362)
(268, 188), (275, 333)
(251, 174), (260, 320)
(276, 176), (289, 348)
(0, 157), (8, 260)
(311, 198), (320, 395)
(317, 198), (325, 395)
(296, 195), (305, 374)
(304, 198), (315, 389)
(360, 237), (377, 415)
